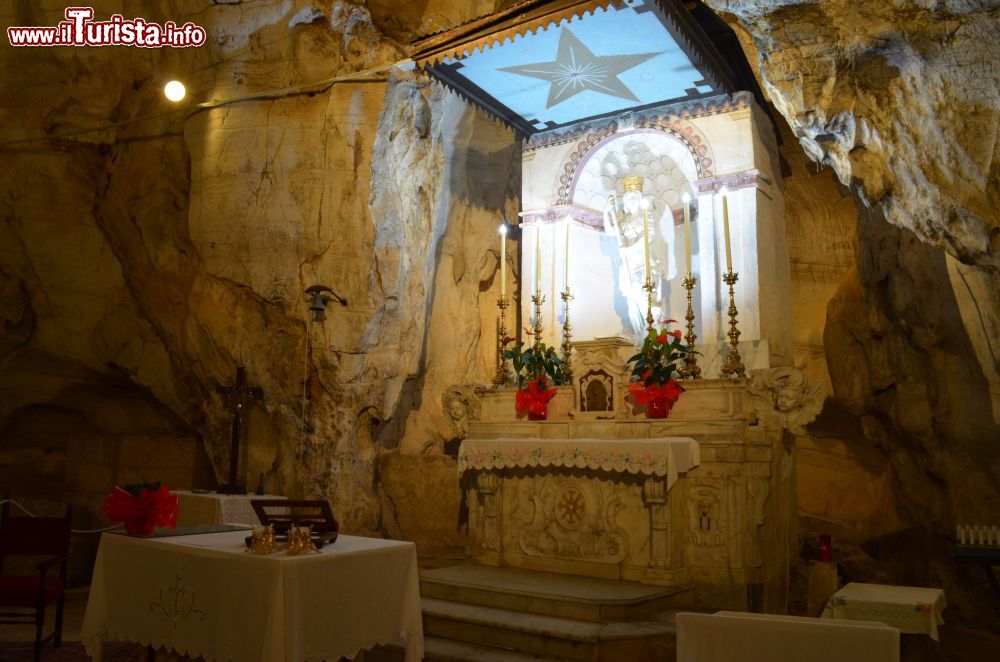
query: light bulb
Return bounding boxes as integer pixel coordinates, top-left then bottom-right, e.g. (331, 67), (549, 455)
(164, 80), (186, 102)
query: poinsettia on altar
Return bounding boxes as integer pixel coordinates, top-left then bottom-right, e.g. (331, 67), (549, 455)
(502, 330), (566, 420)
(626, 321), (696, 419)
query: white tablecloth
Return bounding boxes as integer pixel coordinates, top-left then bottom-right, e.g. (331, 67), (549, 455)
(823, 582), (947, 641)
(677, 611), (899, 662)
(175, 490), (286, 527)
(458, 437), (699, 490)
(82, 531), (423, 662)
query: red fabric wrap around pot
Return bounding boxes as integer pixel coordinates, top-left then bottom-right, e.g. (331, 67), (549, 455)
(515, 379), (557, 419)
(627, 379), (683, 419)
(103, 484), (179, 535)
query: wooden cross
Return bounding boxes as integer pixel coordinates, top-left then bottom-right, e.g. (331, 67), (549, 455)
(216, 366), (263, 495)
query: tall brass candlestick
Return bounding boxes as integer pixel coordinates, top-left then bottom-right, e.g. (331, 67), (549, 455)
(493, 295), (510, 387)
(720, 270), (746, 378)
(531, 290), (545, 348)
(560, 288), (573, 382)
(678, 273), (702, 379)
(642, 278), (655, 333)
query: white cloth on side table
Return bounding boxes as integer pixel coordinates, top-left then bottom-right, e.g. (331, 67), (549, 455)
(81, 530), (423, 662)
(823, 582), (947, 641)
(677, 611), (899, 662)
(458, 437), (699, 490)
(174, 490), (286, 527)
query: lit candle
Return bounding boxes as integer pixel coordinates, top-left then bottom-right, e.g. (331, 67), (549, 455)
(642, 202), (651, 279)
(499, 224), (507, 297)
(564, 221), (570, 289)
(534, 225), (541, 294)
(551, 224), (557, 345)
(682, 192), (692, 276)
(721, 188), (732, 273)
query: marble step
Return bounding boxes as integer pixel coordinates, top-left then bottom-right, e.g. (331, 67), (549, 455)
(422, 597), (677, 662)
(368, 635), (566, 661)
(420, 564), (693, 622)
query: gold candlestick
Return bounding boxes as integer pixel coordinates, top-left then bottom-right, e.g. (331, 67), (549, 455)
(720, 270), (746, 378)
(560, 288), (573, 382)
(493, 295), (510, 387)
(531, 290), (545, 347)
(642, 278), (655, 333)
(678, 273), (702, 379)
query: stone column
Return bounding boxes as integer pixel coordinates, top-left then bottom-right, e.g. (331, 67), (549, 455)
(643, 477), (670, 569)
(477, 471), (502, 554)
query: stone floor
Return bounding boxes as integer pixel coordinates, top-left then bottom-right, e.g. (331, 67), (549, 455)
(4, 581), (1000, 661)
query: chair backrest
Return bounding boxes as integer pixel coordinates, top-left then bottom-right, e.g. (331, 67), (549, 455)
(251, 499), (338, 534)
(0, 503), (71, 557)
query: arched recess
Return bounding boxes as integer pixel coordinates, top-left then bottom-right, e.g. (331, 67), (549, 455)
(557, 117), (716, 205)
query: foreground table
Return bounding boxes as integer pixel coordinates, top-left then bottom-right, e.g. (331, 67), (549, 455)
(677, 611), (899, 662)
(823, 582), (946, 641)
(82, 530), (423, 661)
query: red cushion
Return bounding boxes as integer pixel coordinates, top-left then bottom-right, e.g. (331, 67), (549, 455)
(0, 575), (64, 607)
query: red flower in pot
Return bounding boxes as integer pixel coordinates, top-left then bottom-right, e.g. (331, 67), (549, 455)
(503, 339), (566, 420)
(625, 322), (695, 419)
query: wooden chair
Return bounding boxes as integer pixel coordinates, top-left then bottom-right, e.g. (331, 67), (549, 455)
(0, 499), (72, 662)
(250, 499), (338, 536)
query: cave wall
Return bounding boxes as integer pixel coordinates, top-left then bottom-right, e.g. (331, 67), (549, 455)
(0, 0), (515, 554)
(713, 0), (1000, 626)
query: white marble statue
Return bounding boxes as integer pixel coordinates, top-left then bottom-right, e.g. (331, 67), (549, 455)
(603, 175), (677, 337)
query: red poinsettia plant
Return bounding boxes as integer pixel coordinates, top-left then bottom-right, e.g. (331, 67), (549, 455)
(502, 330), (566, 420)
(103, 481), (179, 535)
(626, 321), (695, 418)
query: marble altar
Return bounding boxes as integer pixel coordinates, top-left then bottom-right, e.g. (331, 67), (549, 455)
(453, 360), (825, 611)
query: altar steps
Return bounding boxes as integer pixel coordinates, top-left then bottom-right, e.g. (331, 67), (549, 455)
(373, 565), (689, 661)
(422, 597), (678, 661)
(420, 564), (692, 622)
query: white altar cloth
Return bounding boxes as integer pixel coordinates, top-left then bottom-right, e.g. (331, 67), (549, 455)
(823, 582), (947, 641)
(677, 611), (899, 662)
(82, 530), (423, 662)
(174, 490), (286, 527)
(458, 437), (699, 490)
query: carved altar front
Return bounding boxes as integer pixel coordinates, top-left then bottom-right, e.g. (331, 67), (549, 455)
(452, 363), (825, 612)
(459, 437), (698, 587)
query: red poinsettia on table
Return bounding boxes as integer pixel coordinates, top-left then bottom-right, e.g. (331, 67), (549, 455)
(626, 322), (695, 419)
(103, 481), (179, 535)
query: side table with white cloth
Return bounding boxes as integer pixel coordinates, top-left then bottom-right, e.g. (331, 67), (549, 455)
(81, 530), (423, 662)
(677, 610), (899, 662)
(823, 582), (947, 641)
(174, 490), (286, 527)
(458, 436), (700, 586)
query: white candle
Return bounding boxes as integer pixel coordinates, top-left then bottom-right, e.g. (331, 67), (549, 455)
(564, 222), (570, 290)
(551, 224), (557, 345)
(534, 226), (541, 294)
(499, 224), (507, 297)
(722, 188), (732, 273)
(682, 192), (692, 276)
(642, 204), (651, 279)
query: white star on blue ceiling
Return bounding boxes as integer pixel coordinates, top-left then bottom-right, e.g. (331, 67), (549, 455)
(499, 28), (662, 109)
